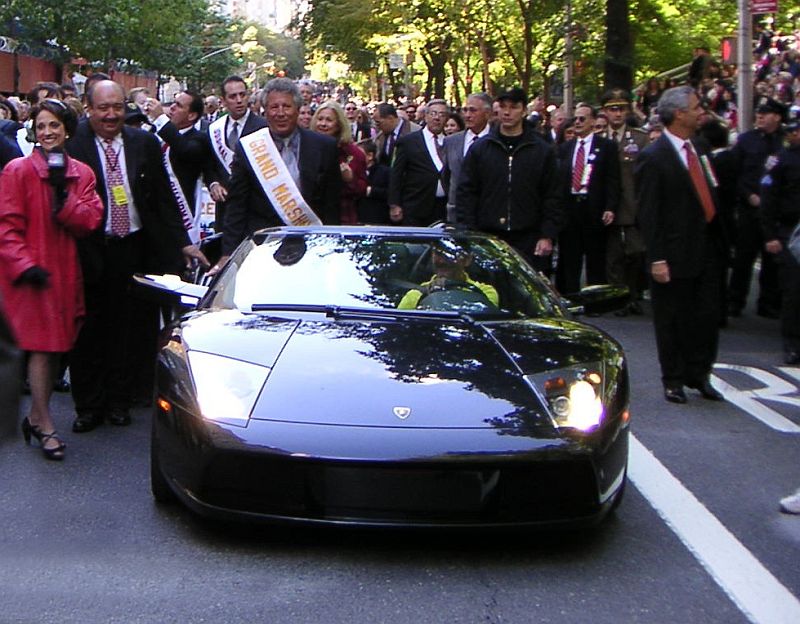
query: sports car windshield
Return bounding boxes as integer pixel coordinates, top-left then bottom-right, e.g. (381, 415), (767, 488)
(204, 231), (563, 320)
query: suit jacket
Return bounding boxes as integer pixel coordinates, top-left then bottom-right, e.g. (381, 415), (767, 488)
(442, 130), (467, 218)
(207, 112), (269, 188)
(635, 134), (725, 279)
(157, 121), (212, 210)
(375, 119), (420, 166)
(558, 134), (621, 227)
(66, 121), (190, 283)
(222, 127), (342, 255)
(358, 162), (391, 224)
(388, 130), (446, 225)
(602, 127), (649, 226)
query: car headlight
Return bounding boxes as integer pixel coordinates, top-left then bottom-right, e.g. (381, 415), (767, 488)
(187, 351), (270, 427)
(525, 363), (606, 432)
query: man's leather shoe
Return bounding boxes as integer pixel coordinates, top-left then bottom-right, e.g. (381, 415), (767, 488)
(785, 351), (800, 365)
(628, 301), (644, 315)
(686, 379), (724, 401)
(664, 387), (687, 404)
(72, 411), (103, 433)
(106, 408), (131, 426)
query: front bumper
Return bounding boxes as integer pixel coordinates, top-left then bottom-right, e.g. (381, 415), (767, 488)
(153, 403), (629, 529)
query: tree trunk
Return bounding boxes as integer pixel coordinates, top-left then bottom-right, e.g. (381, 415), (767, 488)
(604, 0), (632, 90)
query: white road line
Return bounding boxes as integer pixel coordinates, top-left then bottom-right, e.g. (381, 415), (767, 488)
(629, 435), (800, 624)
(712, 365), (800, 433)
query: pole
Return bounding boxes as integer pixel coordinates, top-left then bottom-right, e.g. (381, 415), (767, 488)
(737, 0), (753, 133)
(564, 0), (574, 112)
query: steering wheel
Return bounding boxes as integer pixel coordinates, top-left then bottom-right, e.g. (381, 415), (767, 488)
(418, 279), (495, 310)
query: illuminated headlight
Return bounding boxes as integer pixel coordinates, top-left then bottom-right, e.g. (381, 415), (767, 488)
(525, 363), (606, 432)
(187, 351), (270, 427)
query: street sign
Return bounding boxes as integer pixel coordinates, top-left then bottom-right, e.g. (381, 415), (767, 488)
(751, 0), (777, 14)
(388, 53), (405, 70)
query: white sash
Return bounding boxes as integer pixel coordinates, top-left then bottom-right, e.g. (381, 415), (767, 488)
(209, 116), (235, 175)
(239, 129), (322, 227)
(161, 143), (202, 244)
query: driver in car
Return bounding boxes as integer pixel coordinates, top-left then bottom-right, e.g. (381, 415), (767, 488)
(398, 241), (499, 309)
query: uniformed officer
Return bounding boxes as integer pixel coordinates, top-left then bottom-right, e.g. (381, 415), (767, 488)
(760, 113), (800, 364)
(728, 98), (785, 318)
(601, 89), (649, 315)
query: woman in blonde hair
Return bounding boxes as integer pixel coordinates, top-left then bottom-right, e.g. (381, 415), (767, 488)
(311, 100), (367, 224)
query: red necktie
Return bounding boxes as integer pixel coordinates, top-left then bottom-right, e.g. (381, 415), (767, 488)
(571, 139), (585, 192)
(684, 142), (716, 222)
(104, 140), (130, 237)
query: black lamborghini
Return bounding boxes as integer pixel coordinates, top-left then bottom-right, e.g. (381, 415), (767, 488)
(139, 226), (630, 528)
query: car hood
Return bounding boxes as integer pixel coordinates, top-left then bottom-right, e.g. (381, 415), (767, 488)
(180, 312), (614, 432)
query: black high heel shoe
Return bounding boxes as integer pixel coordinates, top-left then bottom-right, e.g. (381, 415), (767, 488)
(21, 418), (66, 461)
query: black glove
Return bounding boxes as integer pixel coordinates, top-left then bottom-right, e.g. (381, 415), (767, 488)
(15, 266), (50, 288)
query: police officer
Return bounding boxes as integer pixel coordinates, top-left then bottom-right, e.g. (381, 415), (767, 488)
(760, 113), (800, 364)
(728, 98), (785, 318)
(601, 89), (649, 315)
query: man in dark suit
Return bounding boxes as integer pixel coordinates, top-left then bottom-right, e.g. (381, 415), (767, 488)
(443, 92), (492, 223)
(150, 90), (212, 240)
(214, 78), (341, 264)
(205, 75), (268, 233)
(66, 80), (208, 431)
(388, 98), (449, 226)
(373, 103), (420, 166)
(556, 103), (620, 295)
(635, 85), (727, 404)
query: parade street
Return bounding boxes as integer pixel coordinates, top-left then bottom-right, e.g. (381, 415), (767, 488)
(1, 301), (798, 624)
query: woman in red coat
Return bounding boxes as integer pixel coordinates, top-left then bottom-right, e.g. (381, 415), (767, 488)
(311, 100), (368, 225)
(0, 99), (103, 460)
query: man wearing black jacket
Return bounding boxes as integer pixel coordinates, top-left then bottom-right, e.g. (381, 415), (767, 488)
(760, 115), (800, 364)
(66, 80), (207, 431)
(456, 88), (564, 272)
(635, 86), (728, 404)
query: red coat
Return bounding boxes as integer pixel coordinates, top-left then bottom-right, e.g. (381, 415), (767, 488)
(339, 142), (367, 225)
(0, 151), (103, 352)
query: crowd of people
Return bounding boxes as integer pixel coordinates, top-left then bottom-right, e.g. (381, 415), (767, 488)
(0, 52), (799, 511)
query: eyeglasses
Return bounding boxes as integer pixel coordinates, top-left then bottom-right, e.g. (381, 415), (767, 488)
(426, 110), (448, 118)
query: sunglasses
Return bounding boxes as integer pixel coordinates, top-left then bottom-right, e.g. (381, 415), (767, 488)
(575, 115), (589, 122)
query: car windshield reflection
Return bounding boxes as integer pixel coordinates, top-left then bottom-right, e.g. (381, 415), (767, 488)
(204, 231), (563, 320)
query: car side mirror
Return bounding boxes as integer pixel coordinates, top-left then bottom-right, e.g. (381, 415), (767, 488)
(132, 274), (209, 315)
(563, 284), (630, 316)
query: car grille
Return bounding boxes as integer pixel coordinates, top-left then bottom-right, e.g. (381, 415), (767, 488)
(198, 457), (600, 525)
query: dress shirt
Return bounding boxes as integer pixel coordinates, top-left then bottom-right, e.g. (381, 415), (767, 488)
(571, 133), (595, 195)
(663, 127), (692, 168)
(422, 126), (446, 197)
(94, 134), (142, 235)
(463, 125), (490, 157)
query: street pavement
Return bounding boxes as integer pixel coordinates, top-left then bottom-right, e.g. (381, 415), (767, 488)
(0, 300), (798, 624)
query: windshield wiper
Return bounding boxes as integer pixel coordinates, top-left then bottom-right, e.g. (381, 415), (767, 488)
(250, 303), (475, 323)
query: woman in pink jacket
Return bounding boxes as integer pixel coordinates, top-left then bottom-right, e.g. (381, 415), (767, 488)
(0, 99), (103, 460)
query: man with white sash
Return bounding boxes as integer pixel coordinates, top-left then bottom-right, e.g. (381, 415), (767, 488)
(205, 75), (268, 233)
(212, 78), (341, 272)
(150, 90), (212, 244)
